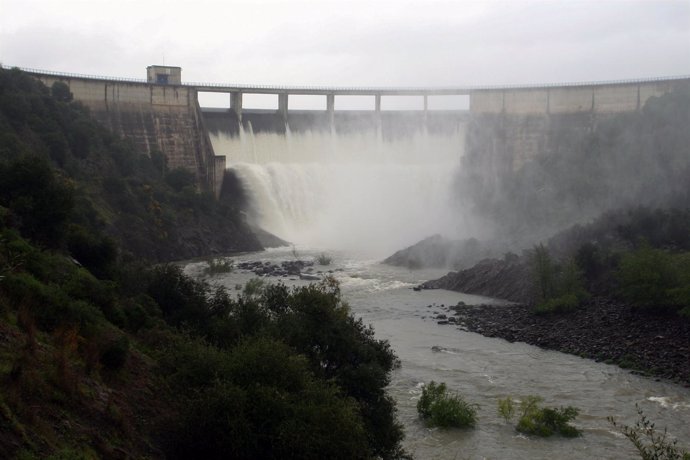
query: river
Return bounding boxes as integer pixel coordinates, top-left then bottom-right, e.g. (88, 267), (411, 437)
(185, 247), (690, 460)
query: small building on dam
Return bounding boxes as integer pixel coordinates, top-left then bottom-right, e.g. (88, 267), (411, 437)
(19, 64), (690, 197)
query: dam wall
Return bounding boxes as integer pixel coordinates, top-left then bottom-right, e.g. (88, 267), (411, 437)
(467, 77), (690, 173)
(469, 78), (686, 115)
(28, 72), (222, 195)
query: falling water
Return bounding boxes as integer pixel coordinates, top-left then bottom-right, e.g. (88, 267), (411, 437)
(210, 123), (478, 257)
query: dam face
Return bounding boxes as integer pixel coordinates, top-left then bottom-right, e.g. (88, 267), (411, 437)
(205, 110), (471, 256)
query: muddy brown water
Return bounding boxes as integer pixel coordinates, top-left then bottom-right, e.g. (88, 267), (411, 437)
(185, 247), (690, 460)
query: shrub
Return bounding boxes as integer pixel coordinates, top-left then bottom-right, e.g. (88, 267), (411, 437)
(498, 396), (515, 422)
(417, 381), (477, 428)
(203, 257), (234, 276)
(316, 253), (332, 266)
(531, 245), (589, 313)
(99, 336), (130, 371)
(500, 395), (581, 438)
(165, 168), (196, 192)
(50, 81), (73, 102)
(608, 405), (690, 460)
(618, 246), (679, 308)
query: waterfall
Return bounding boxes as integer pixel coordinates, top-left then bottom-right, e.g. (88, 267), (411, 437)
(211, 125), (475, 257)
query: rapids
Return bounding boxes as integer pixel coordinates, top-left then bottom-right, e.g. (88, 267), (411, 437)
(185, 248), (690, 459)
(200, 126), (690, 458)
(209, 125), (484, 257)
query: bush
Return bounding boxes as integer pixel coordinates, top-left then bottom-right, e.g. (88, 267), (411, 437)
(608, 405), (690, 460)
(617, 246), (690, 313)
(100, 336), (129, 371)
(50, 81), (73, 102)
(203, 257), (234, 276)
(417, 381), (477, 428)
(499, 395), (581, 438)
(531, 245), (589, 313)
(165, 168), (196, 192)
(618, 246), (678, 308)
(316, 253), (332, 266)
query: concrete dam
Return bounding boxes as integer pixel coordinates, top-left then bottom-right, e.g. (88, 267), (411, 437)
(19, 65), (689, 191)
(18, 65), (690, 251)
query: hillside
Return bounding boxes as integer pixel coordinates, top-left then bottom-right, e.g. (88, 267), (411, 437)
(0, 67), (261, 262)
(0, 68), (407, 459)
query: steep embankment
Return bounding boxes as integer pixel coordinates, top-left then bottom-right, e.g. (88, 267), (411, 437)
(0, 67), (261, 262)
(0, 68), (406, 459)
(422, 256), (532, 303)
(421, 207), (690, 384)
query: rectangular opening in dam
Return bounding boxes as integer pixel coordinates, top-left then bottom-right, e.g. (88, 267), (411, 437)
(427, 95), (470, 110)
(289, 95), (326, 110)
(243, 93), (279, 110)
(198, 92), (230, 109)
(335, 95), (375, 110)
(381, 96), (424, 111)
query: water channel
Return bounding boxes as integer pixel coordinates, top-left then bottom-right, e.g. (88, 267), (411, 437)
(185, 247), (690, 460)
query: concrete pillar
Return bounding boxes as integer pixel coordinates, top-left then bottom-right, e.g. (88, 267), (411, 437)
(375, 94), (382, 136)
(278, 93), (289, 121)
(231, 92), (243, 121)
(423, 95), (428, 112)
(326, 94), (335, 112)
(326, 94), (335, 132)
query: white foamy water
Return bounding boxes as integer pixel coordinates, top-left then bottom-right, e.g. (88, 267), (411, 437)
(185, 248), (690, 460)
(210, 125), (482, 257)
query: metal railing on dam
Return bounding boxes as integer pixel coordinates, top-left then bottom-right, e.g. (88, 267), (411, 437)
(7, 64), (690, 117)
(5, 64), (689, 96)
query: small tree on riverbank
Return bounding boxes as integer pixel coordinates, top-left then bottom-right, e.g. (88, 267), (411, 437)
(530, 245), (589, 314)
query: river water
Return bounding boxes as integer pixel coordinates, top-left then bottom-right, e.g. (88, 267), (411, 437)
(185, 247), (690, 460)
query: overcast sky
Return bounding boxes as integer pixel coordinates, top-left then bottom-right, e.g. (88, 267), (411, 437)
(1, 0), (688, 88)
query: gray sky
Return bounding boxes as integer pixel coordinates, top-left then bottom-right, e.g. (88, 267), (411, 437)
(1, 0), (688, 88)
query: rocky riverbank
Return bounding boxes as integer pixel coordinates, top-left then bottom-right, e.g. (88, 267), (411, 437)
(429, 297), (690, 386)
(421, 257), (533, 303)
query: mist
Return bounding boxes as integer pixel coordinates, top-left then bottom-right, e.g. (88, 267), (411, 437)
(210, 124), (484, 258)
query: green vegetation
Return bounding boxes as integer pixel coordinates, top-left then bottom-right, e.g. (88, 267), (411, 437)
(316, 252), (333, 265)
(0, 68), (407, 458)
(618, 245), (690, 316)
(609, 406), (690, 460)
(498, 396), (581, 438)
(203, 257), (234, 276)
(0, 66), (258, 263)
(417, 381), (477, 429)
(530, 244), (589, 313)
(525, 206), (690, 320)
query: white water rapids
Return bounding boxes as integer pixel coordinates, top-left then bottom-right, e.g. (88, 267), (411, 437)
(211, 125), (481, 257)
(203, 124), (690, 458)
